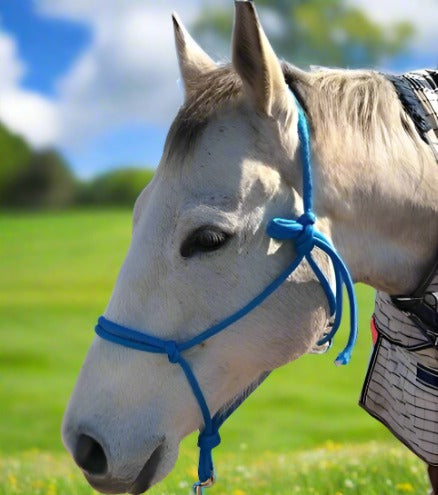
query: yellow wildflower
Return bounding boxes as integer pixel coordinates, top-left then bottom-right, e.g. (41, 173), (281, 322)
(8, 474), (17, 490)
(395, 482), (414, 492)
(325, 440), (342, 452)
(189, 467), (198, 479)
(46, 480), (57, 495)
(233, 489), (246, 495)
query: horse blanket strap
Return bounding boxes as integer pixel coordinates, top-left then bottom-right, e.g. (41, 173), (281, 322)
(386, 70), (438, 161)
(94, 91), (359, 493)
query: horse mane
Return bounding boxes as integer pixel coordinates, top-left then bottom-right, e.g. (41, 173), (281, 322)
(164, 61), (424, 163)
(290, 65), (423, 152)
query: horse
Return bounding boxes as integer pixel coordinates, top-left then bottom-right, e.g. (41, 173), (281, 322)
(62, 1), (438, 494)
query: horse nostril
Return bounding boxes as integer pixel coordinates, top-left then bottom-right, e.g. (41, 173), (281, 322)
(74, 434), (108, 475)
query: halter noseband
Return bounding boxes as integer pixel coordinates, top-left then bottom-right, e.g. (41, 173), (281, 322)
(95, 93), (358, 494)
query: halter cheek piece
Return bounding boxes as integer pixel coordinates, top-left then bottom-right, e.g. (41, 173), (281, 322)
(95, 94), (358, 494)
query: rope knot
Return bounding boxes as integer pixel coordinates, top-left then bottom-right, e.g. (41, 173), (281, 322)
(164, 340), (180, 364)
(295, 226), (314, 256)
(197, 430), (221, 451)
(267, 214), (316, 257)
(298, 212), (316, 226)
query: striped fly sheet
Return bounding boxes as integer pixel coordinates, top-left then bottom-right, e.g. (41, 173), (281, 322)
(360, 271), (438, 465)
(387, 69), (438, 161)
(360, 69), (438, 465)
(405, 70), (438, 161)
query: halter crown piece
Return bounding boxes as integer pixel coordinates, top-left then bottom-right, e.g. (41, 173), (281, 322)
(95, 91), (358, 494)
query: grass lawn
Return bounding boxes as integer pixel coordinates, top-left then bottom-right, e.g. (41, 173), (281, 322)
(0, 444), (429, 495)
(0, 210), (424, 494)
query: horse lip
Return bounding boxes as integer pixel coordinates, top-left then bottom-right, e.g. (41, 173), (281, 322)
(83, 475), (130, 494)
(129, 442), (165, 494)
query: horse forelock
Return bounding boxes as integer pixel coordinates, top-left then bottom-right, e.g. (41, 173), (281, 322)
(163, 65), (243, 162)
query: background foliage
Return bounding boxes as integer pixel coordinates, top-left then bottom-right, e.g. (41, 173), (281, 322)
(77, 168), (155, 207)
(195, 0), (413, 68)
(0, 125), (154, 209)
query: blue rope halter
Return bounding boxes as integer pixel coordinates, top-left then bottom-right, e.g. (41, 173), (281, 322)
(95, 94), (358, 493)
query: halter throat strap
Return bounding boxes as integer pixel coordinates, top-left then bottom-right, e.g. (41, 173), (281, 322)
(94, 93), (358, 493)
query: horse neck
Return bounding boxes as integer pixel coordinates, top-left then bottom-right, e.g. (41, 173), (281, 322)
(299, 74), (438, 295)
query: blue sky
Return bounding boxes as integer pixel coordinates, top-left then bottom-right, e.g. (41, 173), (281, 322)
(0, 0), (437, 178)
(0, 0), (90, 96)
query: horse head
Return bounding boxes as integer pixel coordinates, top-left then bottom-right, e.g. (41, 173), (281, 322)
(62, 3), (332, 493)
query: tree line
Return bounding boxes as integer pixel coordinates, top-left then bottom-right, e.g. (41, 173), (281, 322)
(0, 123), (154, 209)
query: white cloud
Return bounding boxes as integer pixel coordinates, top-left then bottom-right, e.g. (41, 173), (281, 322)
(0, 30), (59, 147)
(34, 0), (211, 149)
(0, 33), (24, 90)
(55, 7), (182, 144)
(0, 88), (59, 147)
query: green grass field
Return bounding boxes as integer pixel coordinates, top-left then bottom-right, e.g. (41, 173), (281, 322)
(0, 211), (429, 494)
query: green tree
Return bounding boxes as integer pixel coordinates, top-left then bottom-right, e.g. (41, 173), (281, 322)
(4, 149), (77, 208)
(194, 0), (413, 68)
(77, 168), (155, 207)
(0, 123), (32, 200)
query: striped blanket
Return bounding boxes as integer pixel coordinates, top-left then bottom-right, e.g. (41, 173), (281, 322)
(360, 70), (438, 465)
(387, 69), (438, 160)
(360, 271), (438, 465)
(404, 70), (438, 161)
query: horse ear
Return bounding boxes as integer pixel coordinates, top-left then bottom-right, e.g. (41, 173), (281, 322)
(172, 12), (216, 97)
(232, 1), (289, 116)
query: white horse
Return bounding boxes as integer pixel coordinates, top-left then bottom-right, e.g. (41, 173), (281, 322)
(62, 2), (438, 494)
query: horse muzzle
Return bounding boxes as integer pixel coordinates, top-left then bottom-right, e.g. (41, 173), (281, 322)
(63, 425), (168, 494)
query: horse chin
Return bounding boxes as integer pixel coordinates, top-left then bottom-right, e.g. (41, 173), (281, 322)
(83, 441), (179, 495)
(82, 475), (131, 494)
(128, 442), (168, 494)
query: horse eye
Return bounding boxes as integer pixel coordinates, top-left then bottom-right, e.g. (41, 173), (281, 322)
(180, 227), (231, 258)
